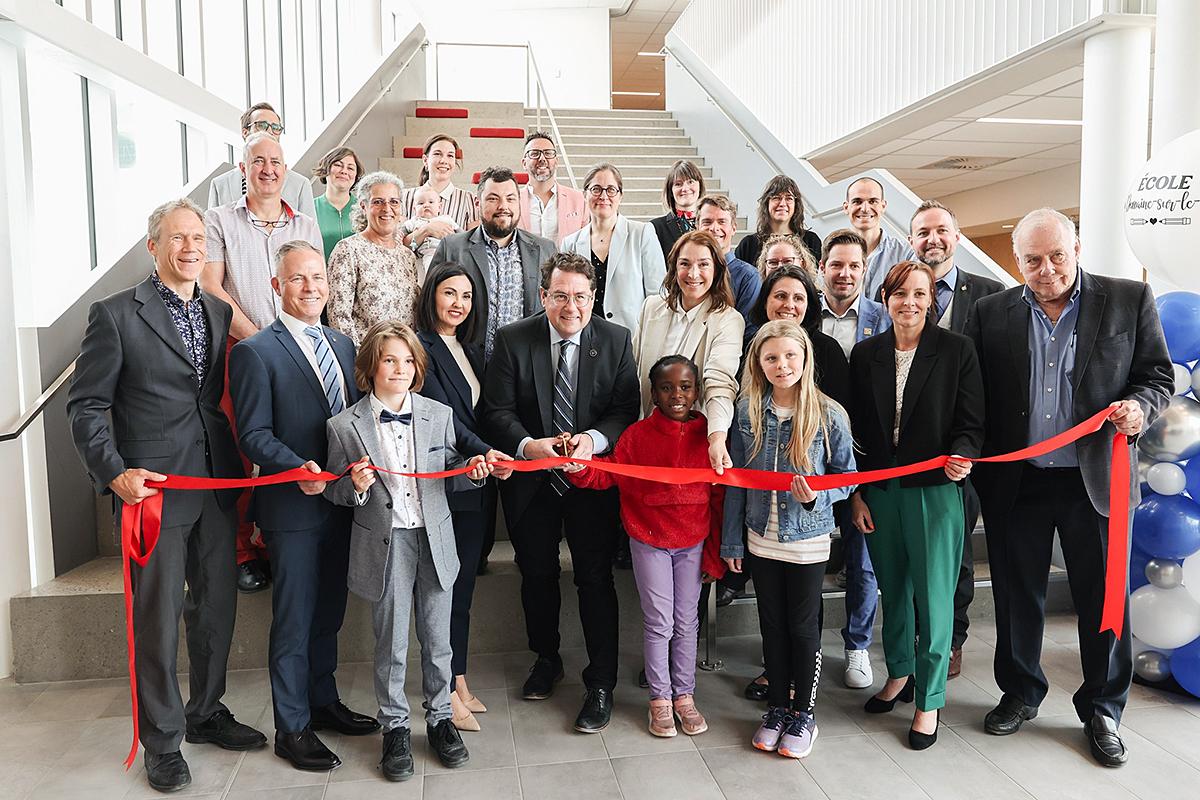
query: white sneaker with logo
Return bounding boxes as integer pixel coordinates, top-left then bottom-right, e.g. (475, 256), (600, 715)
(844, 649), (873, 689)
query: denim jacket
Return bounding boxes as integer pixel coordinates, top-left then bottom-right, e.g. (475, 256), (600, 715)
(720, 395), (857, 558)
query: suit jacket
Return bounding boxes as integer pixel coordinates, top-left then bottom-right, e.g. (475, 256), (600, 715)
(966, 271), (1173, 516)
(633, 296), (745, 435)
(947, 269), (1005, 334)
(849, 322), (985, 488)
(518, 183), (589, 244)
(482, 314), (640, 526)
(228, 318), (359, 531)
(650, 213), (692, 259)
(560, 215), (667, 333)
(207, 167), (316, 218)
(810, 328), (851, 410)
(323, 393), (476, 598)
(67, 276), (243, 528)
(856, 296), (891, 341)
(429, 227), (557, 347)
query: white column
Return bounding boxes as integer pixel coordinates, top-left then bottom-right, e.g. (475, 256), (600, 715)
(1078, 26), (1151, 281)
(1151, 0), (1200, 154)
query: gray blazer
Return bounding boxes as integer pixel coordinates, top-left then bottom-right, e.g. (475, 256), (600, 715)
(323, 393), (477, 599)
(429, 226), (557, 346)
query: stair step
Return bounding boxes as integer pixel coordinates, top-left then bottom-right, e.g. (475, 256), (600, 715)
(559, 166), (714, 179)
(564, 155), (702, 168)
(542, 124), (684, 137)
(559, 135), (693, 148)
(536, 108), (673, 119)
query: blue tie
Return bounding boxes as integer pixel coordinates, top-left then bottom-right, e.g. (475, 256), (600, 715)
(380, 409), (412, 425)
(304, 325), (345, 414)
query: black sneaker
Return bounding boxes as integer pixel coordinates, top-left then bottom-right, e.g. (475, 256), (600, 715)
(522, 656), (565, 700)
(381, 727), (415, 781)
(185, 709), (267, 751)
(144, 750), (191, 793)
(427, 718), (470, 768)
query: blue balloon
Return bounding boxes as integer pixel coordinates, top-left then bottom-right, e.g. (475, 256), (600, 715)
(1129, 544), (1152, 591)
(1157, 292), (1200, 363)
(1133, 493), (1200, 559)
(1184, 457), (1200, 500)
(1169, 634), (1200, 699)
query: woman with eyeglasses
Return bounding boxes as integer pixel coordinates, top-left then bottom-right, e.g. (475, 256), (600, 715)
(401, 134), (479, 234)
(754, 233), (818, 280)
(560, 163), (666, 334)
(649, 160), (706, 259)
(327, 171), (420, 345)
(312, 146), (365, 261)
(735, 176), (821, 269)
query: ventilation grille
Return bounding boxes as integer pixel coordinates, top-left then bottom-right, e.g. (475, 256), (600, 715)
(920, 156), (1013, 171)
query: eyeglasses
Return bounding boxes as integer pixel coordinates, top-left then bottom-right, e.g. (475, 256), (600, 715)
(769, 193), (796, 203)
(765, 257), (800, 268)
(247, 120), (284, 136)
(587, 186), (621, 198)
(249, 214), (292, 230)
(369, 198), (403, 208)
(547, 291), (594, 307)
(524, 149), (557, 160)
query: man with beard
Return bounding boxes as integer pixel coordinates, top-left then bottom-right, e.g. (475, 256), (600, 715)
(430, 166), (557, 360)
(518, 132), (588, 244)
(909, 199), (1004, 679)
(843, 176), (915, 302)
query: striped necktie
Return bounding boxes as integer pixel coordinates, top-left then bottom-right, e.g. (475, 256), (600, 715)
(304, 325), (345, 415)
(551, 339), (575, 496)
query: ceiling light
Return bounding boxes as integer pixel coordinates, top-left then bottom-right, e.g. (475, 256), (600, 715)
(637, 51), (666, 57)
(612, 91), (661, 96)
(1002, 224), (1014, 229)
(977, 117), (1083, 126)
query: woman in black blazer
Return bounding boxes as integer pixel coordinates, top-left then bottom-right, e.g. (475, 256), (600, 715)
(415, 262), (503, 732)
(649, 159), (705, 258)
(847, 260), (984, 751)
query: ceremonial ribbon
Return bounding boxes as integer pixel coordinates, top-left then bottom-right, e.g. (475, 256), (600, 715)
(118, 405), (1129, 768)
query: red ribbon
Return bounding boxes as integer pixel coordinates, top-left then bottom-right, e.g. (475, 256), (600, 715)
(117, 406), (1129, 767)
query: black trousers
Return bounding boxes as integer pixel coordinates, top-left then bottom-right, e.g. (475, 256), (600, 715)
(951, 479), (981, 649)
(748, 551), (826, 712)
(261, 511), (352, 733)
(509, 481), (620, 691)
(984, 464), (1132, 723)
(450, 482), (498, 678)
(131, 490), (237, 755)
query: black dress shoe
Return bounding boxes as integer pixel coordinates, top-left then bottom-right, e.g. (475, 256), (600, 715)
(637, 669), (649, 689)
(522, 657), (565, 700)
(715, 585), (740, 607)
(984, 695), (1039, 735)
(310, 700), (381, 736)
(185, 709), (267, 750)
(144, 751), (191, 793)
(574, 688), (613, 733)
(381, 727), (415, 781)
(274, 727), (341, 771)
(908, 709), (939, 751)
(1086, 714), (1128, 767)
(427, 718), (470, 768)
(236, 560), (269, 593)
(744, 672), (769, 702)
(864, 676), (916, 714)
(613, 546), (633, 570)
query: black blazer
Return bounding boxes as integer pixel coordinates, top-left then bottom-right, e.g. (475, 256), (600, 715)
(849, 321), (985, 488)
(810, 328), (851, 410)
(966, 271), (1173, 516)
(229, 319), (360, 531)
(734, 229), (823, 268)
(67, 276), (243, 528)
(482, 313), (640, 526)
(947, 269), (1005, 334)
(650, 213), (692, 259)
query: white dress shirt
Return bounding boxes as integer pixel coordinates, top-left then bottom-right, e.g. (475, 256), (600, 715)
(526, 184), (559, 243)
(820, 294), (864, 360)
(278, 311), (350, 403)
(369, 392), (424, 530)
(518, 325), (610, 459)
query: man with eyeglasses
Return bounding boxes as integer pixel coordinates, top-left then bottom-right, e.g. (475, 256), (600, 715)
(518, 131), (588, 244)
(430, 166), (557, 361)
(201, 132), (323, 594)
(482, 252), (639, 734)
(842, 176), (915, 302)
(208, 102), (316, 218)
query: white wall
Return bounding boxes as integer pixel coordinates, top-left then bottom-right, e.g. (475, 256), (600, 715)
(418, 3), (611, 110)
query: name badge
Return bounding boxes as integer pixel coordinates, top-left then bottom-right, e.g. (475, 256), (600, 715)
(863, 327), (873, 336)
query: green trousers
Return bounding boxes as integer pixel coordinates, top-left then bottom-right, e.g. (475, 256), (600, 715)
(863, 479), (964, 711)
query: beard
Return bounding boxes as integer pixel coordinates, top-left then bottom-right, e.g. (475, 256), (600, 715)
(919, 249), (950, 269)
(483, 212), (517, 239)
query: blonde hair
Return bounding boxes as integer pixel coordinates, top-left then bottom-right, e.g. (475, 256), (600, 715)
(354, 321), (426, 393)
(756, 232), (817, 279)
(740, 320), (842, 472)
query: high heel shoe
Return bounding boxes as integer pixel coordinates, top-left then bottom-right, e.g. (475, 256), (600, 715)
(450, 692), (480, 732)
(462, 695), (487, 714)
(863, 676), (915, 714)
(908, 709), (939, 750)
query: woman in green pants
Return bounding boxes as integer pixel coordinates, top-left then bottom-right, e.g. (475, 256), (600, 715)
(846, 260), (984, 750)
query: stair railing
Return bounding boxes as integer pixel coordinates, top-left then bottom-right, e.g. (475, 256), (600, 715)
(526, 43), (578, 190)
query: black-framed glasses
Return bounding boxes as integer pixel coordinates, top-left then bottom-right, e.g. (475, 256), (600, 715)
(524, 149), (557, 160)
(248, 120), (285, 136)
(587, 186), (621, 198)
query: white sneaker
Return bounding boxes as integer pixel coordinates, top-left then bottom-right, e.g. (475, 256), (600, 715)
(844, 649), (873, 689)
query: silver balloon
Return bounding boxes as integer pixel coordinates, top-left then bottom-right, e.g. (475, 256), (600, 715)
(1147, 461), (1188, 495)
(1139, 396), (1200, 462)
(1146, 558), (1186, 589)
(1175, 363), (1193, 395)
(1134, 650), (1172, 682)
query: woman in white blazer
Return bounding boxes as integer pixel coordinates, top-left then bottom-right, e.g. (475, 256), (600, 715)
(632, 229), (744, 470)
(561, 163), (666, 334)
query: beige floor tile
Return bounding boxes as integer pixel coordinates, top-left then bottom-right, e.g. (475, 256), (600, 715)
(519, 759), (623, 799)
(597, 695), (697, 758)
(225, 747), (330, 792)
(422, 765), (521, 800)
(869, 725), (1032, 800)
(699, 744), (829, 799)
(611, 751), (725, 800)
(509, 687), (608, 766)
(325, 775), (424, 798)
(1121, 703), (1200, 770)
(802, 733), (931, 800)
(16, 684), (124, 724)
(423, 688), (515, 773)
(224, 786), (325, 800)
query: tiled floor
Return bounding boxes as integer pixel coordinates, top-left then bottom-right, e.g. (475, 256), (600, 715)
(3, 614), (1199, 799)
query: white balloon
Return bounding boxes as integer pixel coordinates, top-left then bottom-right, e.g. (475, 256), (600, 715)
(1132, 636), (1173, 657)
(1129, 585), (1200, 649)
(1147, 462), (1188, 495)
(1175, 363), (1193, 395)
(1184, 552), (1200, 604)
(1193, 363), (1200, 396)
(1124, 129), (1200, 286)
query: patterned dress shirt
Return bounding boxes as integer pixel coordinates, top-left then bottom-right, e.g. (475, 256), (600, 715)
(151, 271), (210, 387)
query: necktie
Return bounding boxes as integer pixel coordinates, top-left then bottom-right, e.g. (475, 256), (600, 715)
(304, 325), (345, 415)
(936, 279), (951, 320)
(551, 339), (575, 496)
(380, 409), (412, 425)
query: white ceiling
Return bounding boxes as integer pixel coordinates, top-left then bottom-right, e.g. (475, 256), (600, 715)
(609, 0), (690, 109)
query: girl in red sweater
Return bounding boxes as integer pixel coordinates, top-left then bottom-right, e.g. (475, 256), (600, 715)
(567, 355), (725, 738)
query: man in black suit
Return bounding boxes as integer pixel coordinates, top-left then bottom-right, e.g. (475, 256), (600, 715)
(482, 252), (639, 733)
(428, 166), (558, 360)
(228, 240), (378, 772)
(68, 199), (266, 793)
(909, 199), (1006, 678)
(966, 208), (1172, 767)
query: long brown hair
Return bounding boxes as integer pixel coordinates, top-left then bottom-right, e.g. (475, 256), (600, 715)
(754, 175), (808, 239)
(663, 230), (733, 313)
(418, 134), (462, 185)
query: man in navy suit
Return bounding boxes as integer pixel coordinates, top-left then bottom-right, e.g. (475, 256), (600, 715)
(229, 240), (378, 771)
(818, 228), (890, 692)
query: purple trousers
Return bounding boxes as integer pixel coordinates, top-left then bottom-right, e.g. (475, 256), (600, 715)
(629, 537), (704, 700)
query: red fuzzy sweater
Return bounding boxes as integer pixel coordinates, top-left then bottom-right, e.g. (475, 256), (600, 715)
(568, 409), (726, 579)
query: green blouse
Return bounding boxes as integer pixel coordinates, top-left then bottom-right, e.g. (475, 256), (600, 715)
(314, 194), (356, 260)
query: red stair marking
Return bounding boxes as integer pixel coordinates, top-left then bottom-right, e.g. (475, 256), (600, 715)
(469, 127), (525, 139)
(415, 107), (468, 118)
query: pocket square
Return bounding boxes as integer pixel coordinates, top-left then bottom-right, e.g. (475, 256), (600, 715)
(428, 445), (446, 452)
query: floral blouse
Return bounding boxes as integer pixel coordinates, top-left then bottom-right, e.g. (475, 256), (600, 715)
(326, 232), (419, 346)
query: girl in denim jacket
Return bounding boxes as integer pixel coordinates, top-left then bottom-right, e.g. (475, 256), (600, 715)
(721, 320), (856, 759)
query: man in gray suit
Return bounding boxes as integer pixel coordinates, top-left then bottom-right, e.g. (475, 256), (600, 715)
(67, 199), (266, 794)
(428, 166), (557, 360)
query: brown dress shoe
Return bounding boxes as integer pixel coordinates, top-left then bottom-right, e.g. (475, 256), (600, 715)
(948, 648), (962, 679)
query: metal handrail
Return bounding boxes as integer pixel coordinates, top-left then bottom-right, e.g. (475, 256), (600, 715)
(0, 360), (76, 443)
(526, 43), (578, 190)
